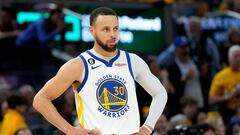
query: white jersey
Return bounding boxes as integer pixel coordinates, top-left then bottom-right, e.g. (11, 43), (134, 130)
(74, 50), (140, 135)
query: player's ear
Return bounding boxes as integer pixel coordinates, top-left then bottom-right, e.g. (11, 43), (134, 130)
(89, 26), (94, 36)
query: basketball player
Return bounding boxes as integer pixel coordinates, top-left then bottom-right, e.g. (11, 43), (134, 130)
(33, 7), (167, 135)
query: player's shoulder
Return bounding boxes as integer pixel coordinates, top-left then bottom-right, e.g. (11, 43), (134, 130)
(123, 51), (141, 59)
(123, 51), (146, 71)
(62, 56), (84, 70)
(126, 52), (144, 62)
(55, 56), (84, 82)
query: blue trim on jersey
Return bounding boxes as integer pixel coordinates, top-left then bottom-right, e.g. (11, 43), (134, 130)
(86, 50), (120, 67)
(78, 55), (89, 93)
(125, 52), (135, 80)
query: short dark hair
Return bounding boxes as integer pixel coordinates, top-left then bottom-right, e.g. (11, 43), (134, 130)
(7, 94), (27, 109)
(180, 96), (197, 108)
(90, 7), (118, 26)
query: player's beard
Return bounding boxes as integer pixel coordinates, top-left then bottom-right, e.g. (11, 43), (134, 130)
(95, 35), (117, 52)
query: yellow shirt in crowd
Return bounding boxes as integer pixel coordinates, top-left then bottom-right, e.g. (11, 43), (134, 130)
(0, 109), (27, 135)
(209, 67), (240, 110)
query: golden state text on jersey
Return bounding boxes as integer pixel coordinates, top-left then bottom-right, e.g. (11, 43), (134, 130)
(96, 75), (129, 117)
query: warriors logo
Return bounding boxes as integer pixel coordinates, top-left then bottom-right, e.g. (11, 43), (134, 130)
(96, 78), (129, 117)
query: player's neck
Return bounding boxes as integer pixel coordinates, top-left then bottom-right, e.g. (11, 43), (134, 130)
(93, 44), (118, 57)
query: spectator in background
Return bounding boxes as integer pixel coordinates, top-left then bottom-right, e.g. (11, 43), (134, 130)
(227, 123), (240, 135)
(159, 18), (220, 110)
(14, 128), (32, 135)
(179, 97), (199, 125)
(196, 111), (208, 125)
(195, 0), (209, 17)
(228, 105), (240, 135)
(194, 123), (216, 135)
(186, 16), (220, 109)
(167, 36), (204, 117)
(160, 17), (220, 100)
(209, 45), (240, 123)
(219, 27), (240, 67)
(0, 7), (20, 70)
(19, 84), (35, 106)
(206, 111), (226, 135)
(146, 56), (174, 94)
(169, 114), (189, 128)
(0, 7), (19, 39)
(0, 94), (32, 135)
(0, 84), (11, 132)
(16, 6), (66, 68)
(186, 16), (220, 73)
(152, 113), (171, 135)
(16, 7), (66, 47)
(230, 105), (240, 126)
(227, 28), (240, 46)
(167, 123), (215, 135)
(18, 84), (45, 129)
(157, 41), (176, 69)
(172, 0), (197, 18)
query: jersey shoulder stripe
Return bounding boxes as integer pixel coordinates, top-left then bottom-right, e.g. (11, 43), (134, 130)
(77, 55), (89, 93)
(125, 51), (135, 80)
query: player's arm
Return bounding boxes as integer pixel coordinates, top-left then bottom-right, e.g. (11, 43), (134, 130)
(32, 57), (90, 134)
(131, 54), (168, 134)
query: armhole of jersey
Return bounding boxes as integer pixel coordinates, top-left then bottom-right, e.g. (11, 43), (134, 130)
(125, 52), (135, 80)
(77, 55), (88, 93)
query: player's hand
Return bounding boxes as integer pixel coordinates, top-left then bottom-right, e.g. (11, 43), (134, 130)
(88, 128), (102, 135)
(132, 125), (152, 135)
(66, 127), (90, 135)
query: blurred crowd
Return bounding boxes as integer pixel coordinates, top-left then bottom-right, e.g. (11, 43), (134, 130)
(0, 0), (240, 135)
